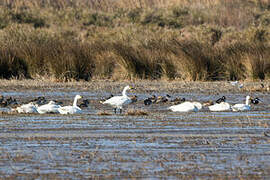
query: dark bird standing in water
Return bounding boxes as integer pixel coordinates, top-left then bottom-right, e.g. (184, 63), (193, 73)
(31, 96), (47, 105)
(0, 96), (18, 107)
(156, 94), (171, 103)
(251, 97), (261, 105)
(79, 99), (90, 108)
(144, 95), (157, 106)
(130, 95), (138, 103)
(170, 97), (186, 105)
(216, 96), (226, 104)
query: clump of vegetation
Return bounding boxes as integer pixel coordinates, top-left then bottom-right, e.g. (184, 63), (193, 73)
(126, 109), (148, 116)
(11, 11), (46, 28)
(0, 49), (30, 79)
(97, 110), (112, 116)
(0, 0), (269, 81)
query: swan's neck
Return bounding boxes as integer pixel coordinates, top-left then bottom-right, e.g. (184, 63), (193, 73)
(122, 87), (128, 96)
(73, 97), (79, 107)
(245, 97), (250, 106)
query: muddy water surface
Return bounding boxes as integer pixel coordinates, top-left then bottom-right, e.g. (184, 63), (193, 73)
(0, 88), (270, 179)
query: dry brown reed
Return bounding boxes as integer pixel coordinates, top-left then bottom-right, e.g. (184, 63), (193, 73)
(0, 0), (270, 81)
(97, 110), (112, 116)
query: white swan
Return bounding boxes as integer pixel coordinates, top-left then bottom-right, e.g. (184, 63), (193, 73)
(37, 101), (61, 114)
(168, 101), (199, 112)
(102, 85), (134, 113)
(230, 81), (239, 86)
(16, 102), (38, 114)
(230, 81), (243, 89)
(58, 95), (82, 114)
(232, 96), (251, 111)
(208, 102), (231, 112)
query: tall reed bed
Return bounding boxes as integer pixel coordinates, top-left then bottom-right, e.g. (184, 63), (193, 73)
(0, 0), (269, 81)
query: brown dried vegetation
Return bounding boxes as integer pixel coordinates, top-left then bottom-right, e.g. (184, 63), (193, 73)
(0, 0), (270, 81)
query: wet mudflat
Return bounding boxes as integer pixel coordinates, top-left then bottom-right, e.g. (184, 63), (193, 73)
(0, 81), (270, 179)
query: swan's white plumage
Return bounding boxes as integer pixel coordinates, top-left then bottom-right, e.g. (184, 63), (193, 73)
(37, 101), (61, 114)
(168, 101), (199, 112)
(102, 85), (133, 112)
(192, 102), (202, 110)
(58, 95), (82, 114)
(16, 102), (38, 114)
(232, 96), (251, 111)
(208, 102), (231, 112)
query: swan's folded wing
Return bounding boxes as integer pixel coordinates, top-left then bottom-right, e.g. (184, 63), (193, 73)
(103, 96), (131, 107)
(58, 106), (81, 114)
(38, 104), (61, 114)
(209, 102), (231, 111)
(58, 106), (73, 114)
(168, 102), (197, 112)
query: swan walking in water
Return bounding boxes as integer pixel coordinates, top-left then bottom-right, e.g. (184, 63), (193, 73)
(15, 102), (38, 114)
(168, 101), (199, 112)
(58, 95), (83, 114)
(232, 95), (251, 111)
(208, 102), (231, 112)
(102, 85), (134, 114)
(37, 101), (61, 114)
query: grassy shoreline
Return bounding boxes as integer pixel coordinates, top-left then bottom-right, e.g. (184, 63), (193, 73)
(0, 79), (269, 93)
(0, 0), (270, 81)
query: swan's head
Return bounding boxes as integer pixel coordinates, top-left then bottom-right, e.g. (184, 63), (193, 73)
(75, 95), (83, 99)
(246, 95), (251, 100)
(124, 85), (135, 91)
(123, 86), (135, 93)
(122, 85), (135, 96)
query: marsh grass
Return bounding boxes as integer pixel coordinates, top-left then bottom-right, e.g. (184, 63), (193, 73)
(97, 111), (112, 116)
(0, 0), (270, 81)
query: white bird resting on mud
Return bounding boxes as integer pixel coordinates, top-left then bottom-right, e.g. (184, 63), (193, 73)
(208, 102), (231, 112)
(102, 85), (134, 114)
(168, 101), (201, 112)
(232, 95), (251, 111)
(208, 96), (231, 112)
(58, 95), (83, 114)
(15, 102), (38, 114)
(230, 81), (239, 86)
(37, 100), (61, 114)
(230, 81), (243, 89)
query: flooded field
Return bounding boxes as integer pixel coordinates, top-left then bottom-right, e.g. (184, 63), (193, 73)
(0, 81), (270, 178)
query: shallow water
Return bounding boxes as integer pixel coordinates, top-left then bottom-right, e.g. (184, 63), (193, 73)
(0, 91), (270, 178)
